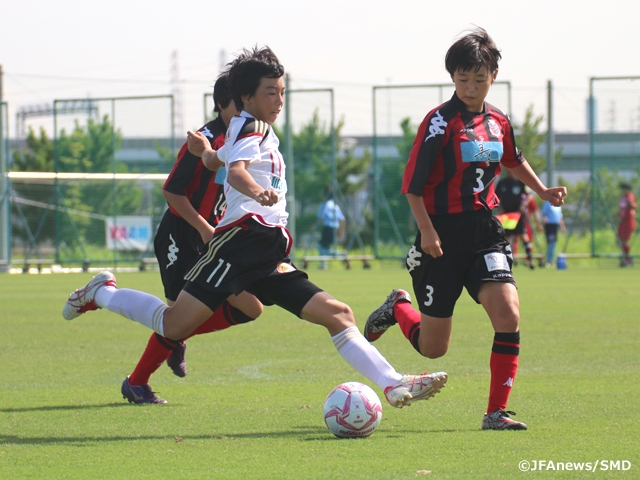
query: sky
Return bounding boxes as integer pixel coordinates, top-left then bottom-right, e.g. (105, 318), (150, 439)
(2, 0), (639, 139)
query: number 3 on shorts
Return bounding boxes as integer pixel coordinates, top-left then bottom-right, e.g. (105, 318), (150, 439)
(424, 285), (434, 306)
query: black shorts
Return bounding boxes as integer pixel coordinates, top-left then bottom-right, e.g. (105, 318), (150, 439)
(154, 210), (205, 301)
(406, 210), (516, 318)
(183, 216), (323, 316)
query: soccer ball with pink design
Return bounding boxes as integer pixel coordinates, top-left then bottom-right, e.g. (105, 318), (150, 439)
(323, 382), (382, 438)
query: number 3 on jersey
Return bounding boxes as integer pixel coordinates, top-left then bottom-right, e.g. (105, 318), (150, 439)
(423, 285), (434, 307)
(473, 168), (485, 193)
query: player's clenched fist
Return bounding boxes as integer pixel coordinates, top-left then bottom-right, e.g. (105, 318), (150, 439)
(186, 130), (209, 157)
(255, 189), (278, 206)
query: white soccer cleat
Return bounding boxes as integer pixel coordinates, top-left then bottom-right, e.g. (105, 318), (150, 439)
(62, 271), (116, 320)
(384, 371), (448, 408)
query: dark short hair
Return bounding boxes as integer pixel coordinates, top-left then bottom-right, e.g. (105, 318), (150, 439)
(620, 182), (632, 190)
(212, 72), (232, 114)
(445, 27), (501, 76)
(226, 46), (284, 111)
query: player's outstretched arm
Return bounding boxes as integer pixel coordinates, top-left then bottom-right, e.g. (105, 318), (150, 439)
(227, 161), (278, 206)
(508, 161), (567, 207)
(186, 130), (223, 171)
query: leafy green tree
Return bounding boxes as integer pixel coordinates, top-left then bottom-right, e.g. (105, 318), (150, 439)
(275, 110), (371, 236)
(11, 116), (143, 250)
(513, 104), (562, 175)
(377, 117), (417, 245)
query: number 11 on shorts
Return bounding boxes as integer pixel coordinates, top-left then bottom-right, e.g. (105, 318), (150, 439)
(206, 258), (231, 287)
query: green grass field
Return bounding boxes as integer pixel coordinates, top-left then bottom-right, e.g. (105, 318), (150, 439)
(1, 261), (638, 479)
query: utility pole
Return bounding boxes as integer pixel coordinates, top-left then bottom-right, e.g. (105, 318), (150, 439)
(0, 64), (11, 270)
(546, 80), (555, 187)
(171, 50), (183, 143)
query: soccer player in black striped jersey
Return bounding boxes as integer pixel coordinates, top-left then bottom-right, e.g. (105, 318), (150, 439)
(121, 73), (263, 404)
(364, 28), (567, 430)
(64, 46), (448, 410)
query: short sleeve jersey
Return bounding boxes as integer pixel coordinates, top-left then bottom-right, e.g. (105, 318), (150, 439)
(402, 93), (523, 215)
(163, 116), (227, 225)
(619, 192), (637, 223)
(541, 201), (563, 224)
(317, 200), (344, 229)
(217, 111), (288, 228)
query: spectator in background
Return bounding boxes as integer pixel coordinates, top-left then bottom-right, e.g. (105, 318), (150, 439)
(617, 182), (637, 267)
(541, 200), (566, 267)
(315, 185), (345, 269)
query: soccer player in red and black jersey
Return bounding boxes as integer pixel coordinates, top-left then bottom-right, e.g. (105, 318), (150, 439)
(617, 182), (637, 267)
(121, 73), (263, 404)
(364, 28), (567, 430)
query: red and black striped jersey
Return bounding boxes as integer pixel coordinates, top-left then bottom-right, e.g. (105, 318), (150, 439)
(402, 93), (523, 215)
(163, 116), (227, 226)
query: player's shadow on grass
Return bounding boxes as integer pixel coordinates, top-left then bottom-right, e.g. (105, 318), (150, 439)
(0, 427), (332, 446)
(0, 403), (133, 413)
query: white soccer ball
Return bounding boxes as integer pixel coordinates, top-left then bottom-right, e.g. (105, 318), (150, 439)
(323, 382), (383, 438)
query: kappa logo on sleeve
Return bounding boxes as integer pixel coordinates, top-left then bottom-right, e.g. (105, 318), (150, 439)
(424, 110), (447, 142)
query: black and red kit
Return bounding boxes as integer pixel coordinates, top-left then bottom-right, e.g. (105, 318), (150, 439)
(163, 116), (227, 225)
(402, 93), (523, 215)
(154, 116), (228, 301)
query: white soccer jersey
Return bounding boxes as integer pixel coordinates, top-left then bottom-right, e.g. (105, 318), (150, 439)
(216, 111), (288, 228)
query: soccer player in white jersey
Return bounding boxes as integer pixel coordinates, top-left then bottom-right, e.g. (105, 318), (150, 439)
(62, 46), (447, 408)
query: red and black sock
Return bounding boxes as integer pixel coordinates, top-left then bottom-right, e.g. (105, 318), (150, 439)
(394, 301), (422, 354)
(487, 331), (520, 414)
(187, 301), (255, 338)
(129, 333), (181, 386)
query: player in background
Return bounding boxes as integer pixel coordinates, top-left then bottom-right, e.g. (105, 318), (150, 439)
(540, 200), (566, 267)
(524, 193), (543, 245)
(121, 73), (263, 404)
(63, 46), (447, 409)
(363, 28), (567, 430)
(313, 185), (345, 269)
(617, 182), (637, 267)
(496, 170), (537, 269)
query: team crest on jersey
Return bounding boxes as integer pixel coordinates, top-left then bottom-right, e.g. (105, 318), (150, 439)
(487, 119), (501, 138)
(276, 261), (296, 273)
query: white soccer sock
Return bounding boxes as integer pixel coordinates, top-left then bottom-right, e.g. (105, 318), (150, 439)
(331, 326), (402, 389)
(97, 287), (167, 336)
(94, 285), (116, 307)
